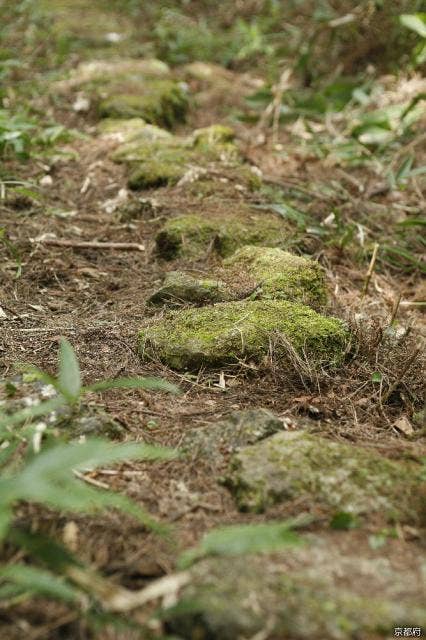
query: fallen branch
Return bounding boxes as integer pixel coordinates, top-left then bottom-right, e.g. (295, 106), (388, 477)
(66, 565), (190, 612)
(34, 238), (145, 251)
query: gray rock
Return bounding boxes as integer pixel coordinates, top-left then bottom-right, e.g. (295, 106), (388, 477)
(164, 546), (426, 639)
(181, 408), (284, 462)
(148, 271), (232, 307)
(225, 431), (425, 523)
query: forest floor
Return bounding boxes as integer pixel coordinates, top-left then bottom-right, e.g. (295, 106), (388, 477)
(0, 2), (425, 639)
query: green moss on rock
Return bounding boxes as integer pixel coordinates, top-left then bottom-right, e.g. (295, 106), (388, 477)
(127, 144), (191, 189)
(148, 271), (232, 307)
(98, 117), (163, 144)
(111, 122), (240, 190)
(139, 299), (348, 370)
(98, 79), (188, 128)
(56, 59), (170, 91)
(192, 124), (235, 146)
(225, 431), (424, 523)
(224, 245), (327, 308)
(164, 554), (425, 640)
(155, 212), (286, 259)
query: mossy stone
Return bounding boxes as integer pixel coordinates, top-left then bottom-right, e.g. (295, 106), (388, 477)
(164, 553), (425, 639)
(181, 408), (284, 462)
(224, 245), (328, 308)
(111, 123), (240, 190)
(191, 124), (236, 148)
(139, 299), (349, 370)
(56, 59), (170, 91)
(148, 271), (232, 307)
(225, 431), (424, 523)
(155, 212), (286, 260)
(98, 79), (188, 128)
(98, 117), (166, 144)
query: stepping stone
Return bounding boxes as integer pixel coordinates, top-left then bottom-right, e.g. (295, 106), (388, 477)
(56, 58), (187, 128)
(224, 245), (327, 308)
(155, 211), (285, 259)
(98, 117), (171, 144)
(181, 408), (284, 462)
(225, 431), (425, 523)
(56, 58), (170, 92)
(139, 300), (348, 370)
(98, 79), (188, 128)
(147, 271), (232, 307)
(112, 124), (239, 190)
(163, 545), (425, 639)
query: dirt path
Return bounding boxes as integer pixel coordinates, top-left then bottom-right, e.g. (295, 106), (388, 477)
(0, 2), (425, 639)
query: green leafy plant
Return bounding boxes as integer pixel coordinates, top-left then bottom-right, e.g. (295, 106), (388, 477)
(178, 517), (308, 569)
(399, 13), (426, 65)
(0, 339), (179, 610)
(0, 109), (36, 158)
(0, 226), (22, 278)
(0, 108), (76, 160)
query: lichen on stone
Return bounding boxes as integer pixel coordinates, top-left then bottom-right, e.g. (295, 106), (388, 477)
(148, 271), (232, 307)
(139, 299), (349, 370)
(224, 245), (328, 308)
(225, 430), (425, 523)
(155, 212), (286, 260)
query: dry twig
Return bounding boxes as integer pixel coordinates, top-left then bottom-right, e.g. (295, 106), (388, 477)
(34, 238), (145, 251)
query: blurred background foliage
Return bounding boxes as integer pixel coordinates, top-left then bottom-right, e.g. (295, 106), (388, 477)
(1, 0), (425, 80)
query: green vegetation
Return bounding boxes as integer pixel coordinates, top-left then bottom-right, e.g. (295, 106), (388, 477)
(0, 0), (424, 637)
(224, 246), (328, 308)
(0, 340), (178, 612)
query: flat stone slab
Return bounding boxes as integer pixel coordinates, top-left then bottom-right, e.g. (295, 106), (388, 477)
(224, 245), (327, 308)
(139, 300), (348, 370)
(164, 543), (426, 640)
(225, 430), (425, 523)
(181, 408), (284, 462)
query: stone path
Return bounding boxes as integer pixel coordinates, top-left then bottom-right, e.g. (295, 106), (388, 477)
(55, 57), (425, 638)
(3, 19), (424, 636)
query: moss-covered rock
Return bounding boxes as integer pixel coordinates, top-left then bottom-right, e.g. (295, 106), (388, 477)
(128, 145), (191, 189)
(155, 212), (286, 259)
(224, 245), (328, 308)
(56, 59), (170, 91)
(98, 78), (188, 128)
(111, 122), (240, 190)
(105, 119), (173, 148)
(164, 551), (425, 639)
(191, 124), (235, 147)
(139, 300), (348, 370)
(148, 271), (232, 307)
(98, 117), (163, 143)
(225, 431), (424, 523)
(56, 59), (187, 127)
(181, 409), (284, 462)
